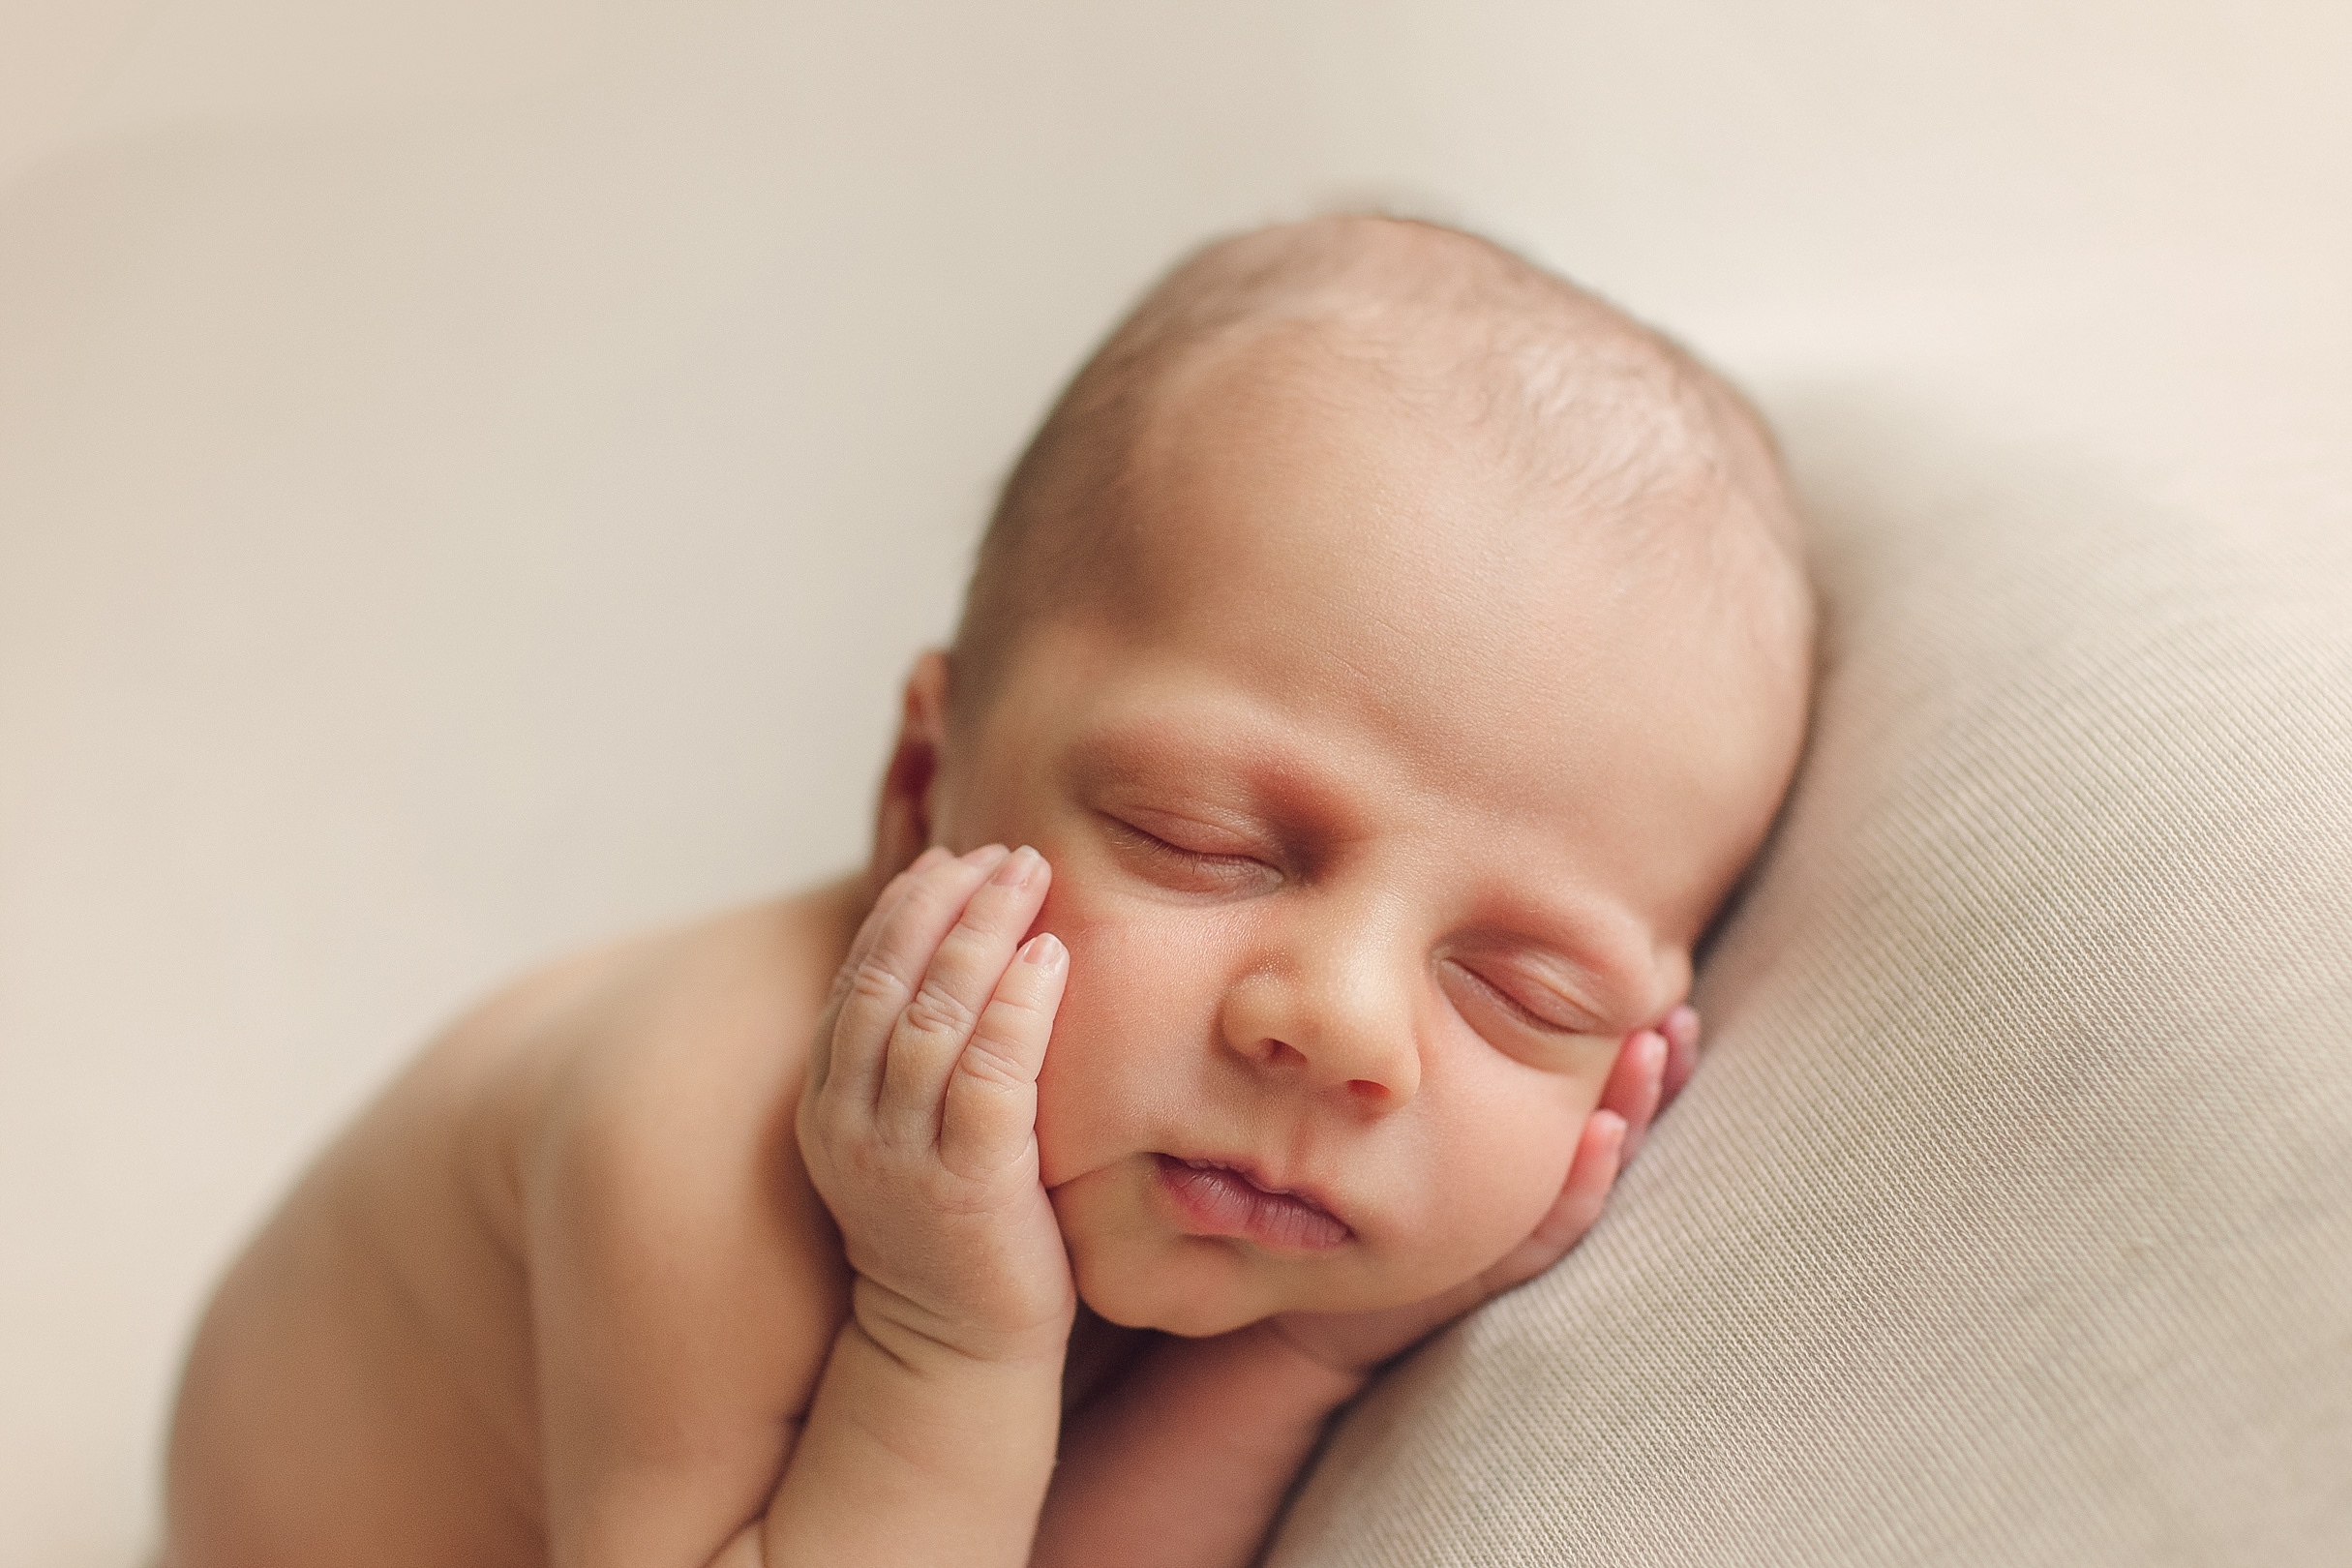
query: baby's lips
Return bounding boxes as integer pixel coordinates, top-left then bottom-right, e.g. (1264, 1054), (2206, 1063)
(1153, 1155), (1353, 1251)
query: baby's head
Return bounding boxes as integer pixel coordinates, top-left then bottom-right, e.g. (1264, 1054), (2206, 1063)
(872, 216), (1812, 1335)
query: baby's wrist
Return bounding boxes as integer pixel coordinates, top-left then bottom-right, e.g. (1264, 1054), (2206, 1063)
(848, 1274), (1074, 1376)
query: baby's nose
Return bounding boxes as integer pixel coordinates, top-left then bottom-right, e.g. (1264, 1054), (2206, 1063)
(1220, 945), (1422, 1107)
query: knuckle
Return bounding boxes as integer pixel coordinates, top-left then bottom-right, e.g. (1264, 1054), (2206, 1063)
(952, 889), (1019, 935)
(902, 982), (980, 1040)
(847, 956), (908, 1008)
(930, 920), (1002, 971)
(902, 869), (967, 914)
(955, 1035), (1030, 1089)
(991, 985), (1051, 1024)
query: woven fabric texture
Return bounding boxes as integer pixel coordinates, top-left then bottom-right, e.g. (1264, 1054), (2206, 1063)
(1267, 379), (2352, 1566)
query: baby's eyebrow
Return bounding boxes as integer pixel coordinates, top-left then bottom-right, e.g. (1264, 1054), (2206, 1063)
(1061, 713), (1358, 821)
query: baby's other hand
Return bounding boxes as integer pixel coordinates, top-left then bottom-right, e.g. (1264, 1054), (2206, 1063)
(1262, 1006), (1701, 1377)
(797, 844), (1075, 1368)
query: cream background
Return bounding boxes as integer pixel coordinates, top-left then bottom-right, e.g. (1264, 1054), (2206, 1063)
(2, 4), (2345, 1564)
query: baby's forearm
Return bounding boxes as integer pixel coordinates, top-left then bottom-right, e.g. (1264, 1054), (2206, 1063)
(1031, 1322), (1368, 1568)
(737, 846), (1076, 1566)
(745, 1293), (1065, 1568)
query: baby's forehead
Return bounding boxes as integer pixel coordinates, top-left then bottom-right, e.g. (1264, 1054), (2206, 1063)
(1116, 332), (1709, 630)
(951, 218), (1811, 780)
(1106, 309), (1808, 707)
(1070, 340), (1807, 823)
(1139, 298), (1670, 477)
(1144, 296), (1765, 575)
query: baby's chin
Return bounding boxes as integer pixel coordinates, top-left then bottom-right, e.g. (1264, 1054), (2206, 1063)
(1072, 1239), (1428, 1338)
(1075, 1257), (1268, 1338)
(1084, 1293), (1254, 1339)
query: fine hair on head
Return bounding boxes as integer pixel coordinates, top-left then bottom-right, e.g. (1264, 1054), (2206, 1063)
(948, 213), (1814, 730)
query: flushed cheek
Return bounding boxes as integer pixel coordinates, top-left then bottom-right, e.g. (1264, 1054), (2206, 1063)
(1388, 1091), (1586, 1291)
(1030, 886), (1226, 1187)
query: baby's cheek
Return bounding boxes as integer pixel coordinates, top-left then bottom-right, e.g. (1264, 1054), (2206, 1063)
(1039, 881), (1225, 1052)
(1029, 892), (1195, 1182)
(1412, 1106), (1583, 1282)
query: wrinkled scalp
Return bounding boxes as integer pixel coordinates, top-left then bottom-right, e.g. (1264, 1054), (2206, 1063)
(950, 215), (1808, 723)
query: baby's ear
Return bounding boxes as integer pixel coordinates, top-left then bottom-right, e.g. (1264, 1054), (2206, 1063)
(869, 650), (952, 893)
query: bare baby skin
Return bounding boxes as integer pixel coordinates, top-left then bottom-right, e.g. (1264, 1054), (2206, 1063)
(166, 216), (1810, 1567)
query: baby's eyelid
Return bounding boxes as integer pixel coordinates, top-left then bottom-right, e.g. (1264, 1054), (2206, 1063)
(1103, 812), (1272, 874)
(1445, 958), (1599, 1036)
(1108, 809), (1261, 860)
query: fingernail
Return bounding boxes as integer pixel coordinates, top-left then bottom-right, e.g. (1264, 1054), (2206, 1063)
(990, 845), (1041, 887)
(1018, 932), (1065, 971)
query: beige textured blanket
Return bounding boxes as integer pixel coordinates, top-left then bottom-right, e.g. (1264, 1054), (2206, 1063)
(1272, 379), (2352, 1564)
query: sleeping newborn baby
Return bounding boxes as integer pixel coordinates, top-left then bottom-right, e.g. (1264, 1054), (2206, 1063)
(165, 215), (1814, 1567)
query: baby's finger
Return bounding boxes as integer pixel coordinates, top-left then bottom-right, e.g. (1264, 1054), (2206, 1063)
(1660, 1005), (1701, 1104)
(1475, 1108), (1625, 1295)
(807, 849), (953, 1096)
(1598, 1030), (1667, 1168)
(827, 847), (1010, 1117)
(875, 846), (1051, 1146)
(831, 845), (956, 1005)
(937, 931), (1067, 1180)
(1525, 1109), (1625, 1263)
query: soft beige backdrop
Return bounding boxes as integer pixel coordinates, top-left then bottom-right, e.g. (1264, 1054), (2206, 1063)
(2, 4), (2344, 1564)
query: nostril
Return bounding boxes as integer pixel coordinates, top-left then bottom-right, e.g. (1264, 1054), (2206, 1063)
(1345, 1078), (1389, 1102)
(1265, 1039), (1309, 1069)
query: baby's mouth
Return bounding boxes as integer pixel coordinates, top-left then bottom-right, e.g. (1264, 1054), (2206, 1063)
(1152, 1154), (1352, 1251)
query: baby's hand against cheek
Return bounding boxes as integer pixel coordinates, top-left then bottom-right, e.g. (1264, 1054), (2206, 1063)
(1264, 1006), (1702, 1377)
(797, 844), (1076, 1367)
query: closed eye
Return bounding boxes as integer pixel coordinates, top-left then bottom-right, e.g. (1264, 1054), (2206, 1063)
(1100, 813), (1276, 890)
(1440, 958), (1603, 1040)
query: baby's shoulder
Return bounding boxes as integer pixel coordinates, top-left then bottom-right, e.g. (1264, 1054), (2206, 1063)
(475, 881), (860, 1240)
(452, 880), (857, 1136)
(393, 881), (862, 1341)
(476, 885), (863, 1443)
